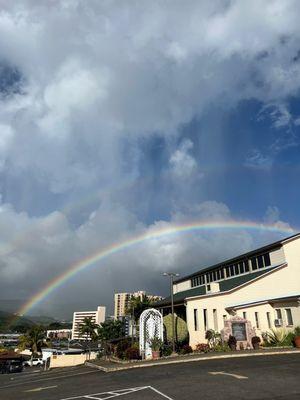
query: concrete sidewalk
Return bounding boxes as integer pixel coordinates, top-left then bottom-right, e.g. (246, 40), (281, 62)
(86, 347), (300, 373)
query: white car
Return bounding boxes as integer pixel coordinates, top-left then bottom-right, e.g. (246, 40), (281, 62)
(23, 358), (43, 367)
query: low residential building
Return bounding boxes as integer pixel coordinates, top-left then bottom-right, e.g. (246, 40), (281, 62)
(46, 329), (72, 340)
(114, 291), (163, 319)
(71, 306), (106, 340)
(156, 233), (300, 348)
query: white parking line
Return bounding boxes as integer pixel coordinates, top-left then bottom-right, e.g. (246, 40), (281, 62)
(209, 371), (248, 379)
(0, 369), (100, 389)
(60, 385), (174, 400)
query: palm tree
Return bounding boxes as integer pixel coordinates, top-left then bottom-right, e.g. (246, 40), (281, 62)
(18, 326), (46, 365)
(79, 317), (98, 360)
(126, 295), (152, 322)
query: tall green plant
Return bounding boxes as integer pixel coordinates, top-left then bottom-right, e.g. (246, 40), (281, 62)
(262, 328), (291, 346)
(163, 314), (188, 343)
(79, 317), (98, 360)
(18, 326), (46, 362)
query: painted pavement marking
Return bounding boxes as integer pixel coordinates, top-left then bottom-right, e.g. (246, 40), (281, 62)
(60, 385), (174, 400)
(25, 385), (58, 392)
(209, 371), (248, 380)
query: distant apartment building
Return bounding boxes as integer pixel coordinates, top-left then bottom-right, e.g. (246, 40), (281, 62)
(71, 306), (106, 340)
(114, 291), (163, 319)
(46, 329), (72, 340)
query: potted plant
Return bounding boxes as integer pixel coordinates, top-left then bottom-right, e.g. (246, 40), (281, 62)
(149, 337), (163, 360)
(228, 335), (237, 350)
(251, 336), (261, 350)
(294, 326), (300, 348)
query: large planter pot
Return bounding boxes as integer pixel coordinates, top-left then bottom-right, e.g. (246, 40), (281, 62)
(294, 336), (300, 348)
(152, 350), (160, 360)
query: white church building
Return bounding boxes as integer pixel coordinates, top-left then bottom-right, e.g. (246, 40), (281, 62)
(156, 233), (300, 348)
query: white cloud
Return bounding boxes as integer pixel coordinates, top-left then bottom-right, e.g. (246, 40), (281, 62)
(169, 139), (199, 179)
(244, 149), (273, 170)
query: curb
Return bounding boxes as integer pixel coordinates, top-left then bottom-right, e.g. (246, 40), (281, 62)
(86, 349), (300, 373)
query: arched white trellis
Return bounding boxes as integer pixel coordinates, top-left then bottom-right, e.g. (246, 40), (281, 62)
(139, 308), (163, 359)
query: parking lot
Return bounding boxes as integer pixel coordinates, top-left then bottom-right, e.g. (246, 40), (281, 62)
(0, 354), (299, 400)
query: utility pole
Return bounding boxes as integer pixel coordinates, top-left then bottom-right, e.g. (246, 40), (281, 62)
(163, 272), (180, 354)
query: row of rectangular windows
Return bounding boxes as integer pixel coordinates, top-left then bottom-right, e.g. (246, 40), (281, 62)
(191, 252), (271, 287)
(193, 307), (294, 332)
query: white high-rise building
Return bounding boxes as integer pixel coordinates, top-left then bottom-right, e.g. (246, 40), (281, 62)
(114, 291), (162, 319)
(72, 306), (106, 340)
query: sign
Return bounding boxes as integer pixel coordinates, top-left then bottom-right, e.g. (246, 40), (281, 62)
(232, 322), (247, 341)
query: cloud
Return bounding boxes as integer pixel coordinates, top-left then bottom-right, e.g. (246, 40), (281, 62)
(169, 139), (199, 179)
(0, 1), (299, 317)
(0, 196), (292, 318)
(244, 149), (273, 170)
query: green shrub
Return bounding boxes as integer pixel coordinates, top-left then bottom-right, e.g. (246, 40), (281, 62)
(213, 343), (230, 352)
(179, 344), (193, 354)
(124, 346), (140, 360)
(161, 343), (173, 357)
(115, 338), (132, 359)
(294, 326), (300, 336)
(262, 329), (293, 347)
(163, 314), (188, 343)
(195, 343), (210, 353)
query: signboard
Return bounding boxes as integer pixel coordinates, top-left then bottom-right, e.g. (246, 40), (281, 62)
(232, 322), (247, 341)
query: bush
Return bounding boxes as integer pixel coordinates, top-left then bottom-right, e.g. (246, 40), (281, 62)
(124, 346), (140, 360)
(161, 343), (173, 357)
(213, 343), (230, 352)
(228, 335), (237, 346)
(252, 336), (261, 345)
(294, 326), (300, 336)
(179, 344), (193, 355)
(115, 338), (133, 359)
(195, 343), (210, 353)
(163, 314), (188, 343)
(262, 329), (293, 347)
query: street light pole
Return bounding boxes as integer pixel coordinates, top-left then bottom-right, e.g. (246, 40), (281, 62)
(163, 272), (180, 354)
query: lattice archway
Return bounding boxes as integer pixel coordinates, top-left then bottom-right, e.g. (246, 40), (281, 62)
(139, 308), (163, 359)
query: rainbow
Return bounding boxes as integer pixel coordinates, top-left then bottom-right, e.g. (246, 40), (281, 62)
(14, 220), (296, 320)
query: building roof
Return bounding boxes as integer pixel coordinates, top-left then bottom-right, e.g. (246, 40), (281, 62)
(226, 293), (300, 310)
(174, 232), (299, 284)
(155, 264), (284, 307)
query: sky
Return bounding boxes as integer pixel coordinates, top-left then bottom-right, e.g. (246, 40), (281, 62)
(0, 0), (300, 319)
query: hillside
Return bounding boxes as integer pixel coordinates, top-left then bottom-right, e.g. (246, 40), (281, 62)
(0, 311), (57, 333)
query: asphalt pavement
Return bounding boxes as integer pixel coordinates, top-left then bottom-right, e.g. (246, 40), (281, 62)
(0, 354), (299, 400)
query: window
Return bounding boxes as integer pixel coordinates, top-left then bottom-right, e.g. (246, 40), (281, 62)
(193, 309), (198, 331)
(244, 261), (250, 272)
(263, 253), (271, 267)
(234, 264), (239, 275)
(255, 312), (260, 328)
(213, 309), (218, 331)
(203, 309), (208, 331)
(206, 284), (211, 292)
(257, 255), (264, 269)
(243, 311), (247, 319)
(285, 309), (293, 326)
(239, 262), (245, 274)
(266, 312), (271, 328)
(275, 309), (282, 320)
(251, 257), (258, 270)
(230, 265), (234, 276)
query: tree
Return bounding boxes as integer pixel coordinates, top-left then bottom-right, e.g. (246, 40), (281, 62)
(79, 317), (98, 360)
(125, 295), (153, 322)
(97, 319), (125, 357)
(18, 326), (46, 362)
(97, 319), (125, 341)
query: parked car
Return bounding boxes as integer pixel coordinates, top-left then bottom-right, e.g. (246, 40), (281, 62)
(23, 358), (43, 367)
(0, 360), (23, 373)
